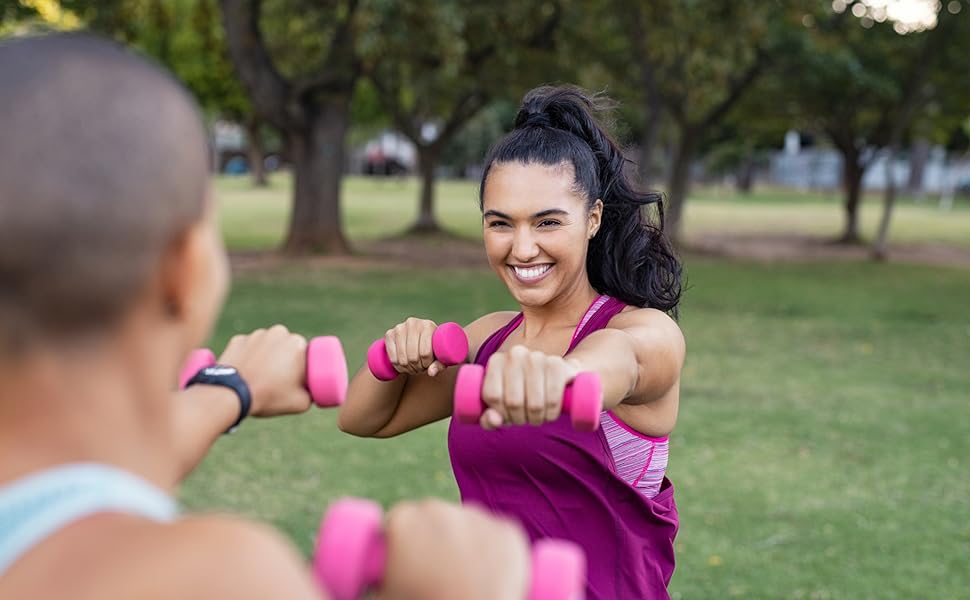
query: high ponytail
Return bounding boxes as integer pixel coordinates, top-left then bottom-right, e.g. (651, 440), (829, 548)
(479, 85), (682, 313)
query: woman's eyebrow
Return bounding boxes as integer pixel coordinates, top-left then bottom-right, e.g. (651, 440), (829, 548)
(533, 209), (568, 218)
(482, 208), (569, 220)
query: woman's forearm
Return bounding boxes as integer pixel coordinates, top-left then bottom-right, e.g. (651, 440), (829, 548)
(337, 368), (408, 437)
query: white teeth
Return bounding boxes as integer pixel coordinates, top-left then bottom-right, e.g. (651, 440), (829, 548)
(513, 264), (551, 280)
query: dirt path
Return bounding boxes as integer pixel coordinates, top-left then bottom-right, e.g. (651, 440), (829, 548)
(230, 232), (970, 273)
(686, 232), (970, 268)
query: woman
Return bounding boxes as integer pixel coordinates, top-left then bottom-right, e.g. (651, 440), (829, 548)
(0, 33), (535, 600)
(340, 85), (685, 598)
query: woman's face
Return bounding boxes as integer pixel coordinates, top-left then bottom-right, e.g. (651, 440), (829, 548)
(481, 162), (601, 308)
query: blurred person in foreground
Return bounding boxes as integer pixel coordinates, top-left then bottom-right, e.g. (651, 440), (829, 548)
(0, 33), (531, 600)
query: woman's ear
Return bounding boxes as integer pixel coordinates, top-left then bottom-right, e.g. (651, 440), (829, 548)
(157, 225), (203, 321)
(588, 199), (604, 239)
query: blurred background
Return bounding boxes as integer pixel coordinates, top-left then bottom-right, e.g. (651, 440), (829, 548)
(2, 1), (968, 597)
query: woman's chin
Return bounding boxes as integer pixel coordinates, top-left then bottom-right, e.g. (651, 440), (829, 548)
(508, 285), (554, 308)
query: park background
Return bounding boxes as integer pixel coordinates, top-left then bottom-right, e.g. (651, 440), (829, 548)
(3, 1), (969, 597)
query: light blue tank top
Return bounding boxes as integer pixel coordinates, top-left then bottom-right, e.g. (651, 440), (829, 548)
(0, 463), (178, 576)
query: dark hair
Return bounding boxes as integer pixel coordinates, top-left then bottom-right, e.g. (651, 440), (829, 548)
(0, 33), (210, 354)
(479, 86), (682, 313)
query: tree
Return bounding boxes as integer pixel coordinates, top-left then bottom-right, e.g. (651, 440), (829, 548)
(364, 0), (562, 234)
(40, 0), (271, 187)
(600, 0), (804, 241)
(221, 0), (363, 254)
(870, 2), (970, 259)
(781, 2), (966, 244)
(181, 0), (271, 186)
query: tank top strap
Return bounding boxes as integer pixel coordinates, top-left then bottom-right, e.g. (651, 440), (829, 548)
(0, 463), (178, 576)
(566, 296), (628, 353)
(474, 313), (525, 366)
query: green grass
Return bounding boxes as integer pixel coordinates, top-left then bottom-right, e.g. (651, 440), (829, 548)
(182, 174), (970, 598)
(216, 173), (970, 250)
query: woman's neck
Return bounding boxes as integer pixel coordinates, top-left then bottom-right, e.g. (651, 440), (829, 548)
(517, 277), (601, 342)
(0, 341), (179, 491)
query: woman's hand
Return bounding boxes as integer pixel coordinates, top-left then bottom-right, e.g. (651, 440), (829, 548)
(480, 345), (581, 429)
(382, 318), (448, 378)
(218, 324), (312, 417)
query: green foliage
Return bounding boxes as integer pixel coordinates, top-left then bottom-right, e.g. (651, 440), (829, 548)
(363, 0), (561, 133)
(782, 1), (969, 152)
(439, 99), (517, 174)
(47, 0), (252, 120)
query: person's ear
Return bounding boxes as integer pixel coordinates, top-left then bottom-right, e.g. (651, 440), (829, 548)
(588, 199), (603, 239)
(157, 224), (207, 320)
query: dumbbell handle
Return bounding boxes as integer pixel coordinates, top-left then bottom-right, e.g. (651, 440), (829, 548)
(454, 365), (603, 432)
(313, 499), (586, 600)
(367, 321), (468, 381)
(177, 336), (348, 407)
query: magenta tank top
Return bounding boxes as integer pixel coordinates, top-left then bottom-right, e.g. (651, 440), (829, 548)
(448, 296), (679, 599)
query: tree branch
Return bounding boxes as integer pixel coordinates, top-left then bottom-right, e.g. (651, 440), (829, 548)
(219, 0), (299, 129)
(369, 74), (421, 142)
(292, 0), (362, 98)
(435, 90), (489, 148)
(699, 46), (770, 131)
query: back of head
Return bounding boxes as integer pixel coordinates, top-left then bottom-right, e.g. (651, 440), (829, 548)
(480, 85), (682, 313)
(0, 33), (210, 354)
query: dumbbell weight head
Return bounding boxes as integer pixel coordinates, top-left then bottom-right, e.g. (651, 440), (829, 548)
(177, 348), (217, 389)
(314, 498), (387, 600)
(306, 336), (348, 407)
(453, 364), (602, 431)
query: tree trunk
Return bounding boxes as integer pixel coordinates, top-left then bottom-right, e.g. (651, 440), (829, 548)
(907, 138), (930, 199)
(638, 99), (662, 185)
(283, 96), (351, 255)
(664, 136), (695, 244)
(872, 146), (900, 261)
(244, 117), (268, 187)
(736, 156), (755, 194)
(838, 147), (865, 244)
(409, 145), (442, 234)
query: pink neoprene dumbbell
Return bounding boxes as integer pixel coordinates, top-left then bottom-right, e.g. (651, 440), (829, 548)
(366, 321), (468, 381)
(453, 364), (603, 432)
(313, 498), (586, 600)
(177, 336), (348, 407)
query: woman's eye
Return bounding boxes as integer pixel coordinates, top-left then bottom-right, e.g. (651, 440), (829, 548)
(538, 220), (561, 228)
(487, 221), (510, 228)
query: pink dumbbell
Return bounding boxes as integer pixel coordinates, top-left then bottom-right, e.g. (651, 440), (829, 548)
(366, 321), (468, 381)
(453, 364), (603, 431)
(313, 498), (586, 600)
(177, 336), (348, 407)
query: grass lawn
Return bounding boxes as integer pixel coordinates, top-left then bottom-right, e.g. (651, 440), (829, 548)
(180, 174), (970, 599)
(216, 173), (970, 250)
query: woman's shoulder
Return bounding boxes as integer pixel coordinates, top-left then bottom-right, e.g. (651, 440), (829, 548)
(609, 304), (680, 331)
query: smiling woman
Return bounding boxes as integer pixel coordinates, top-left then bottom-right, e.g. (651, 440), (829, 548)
(339, 85), (686, 599)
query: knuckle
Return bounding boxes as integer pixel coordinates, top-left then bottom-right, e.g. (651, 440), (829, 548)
(486, 353), (505, 369)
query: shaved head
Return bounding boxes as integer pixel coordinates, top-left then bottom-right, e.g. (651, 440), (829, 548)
(0, 33), (210, 353)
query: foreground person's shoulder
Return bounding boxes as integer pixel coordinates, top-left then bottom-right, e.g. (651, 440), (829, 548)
(150, 515), (324, 599)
